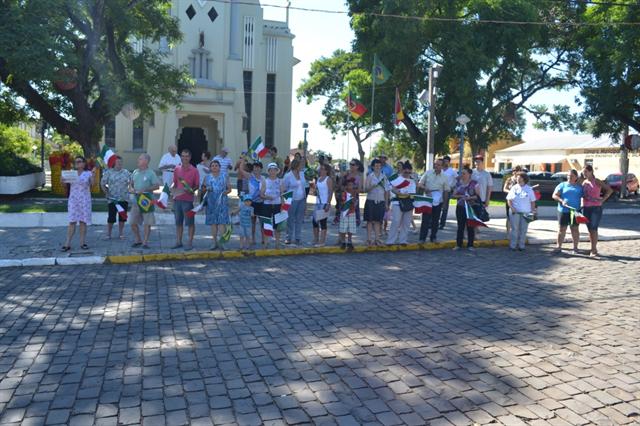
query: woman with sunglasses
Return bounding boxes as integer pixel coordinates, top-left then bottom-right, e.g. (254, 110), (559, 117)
(62, 156), (96, 251)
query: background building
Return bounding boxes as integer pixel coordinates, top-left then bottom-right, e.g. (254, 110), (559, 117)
(105, 0), (296, 169)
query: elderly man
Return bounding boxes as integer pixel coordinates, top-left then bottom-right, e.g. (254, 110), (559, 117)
(158, 145), (181, 186)
(130, 153), (160, 249)
(213, 147), (233, 178)
(439, 155), (458, 229)
(100, 155), (131, 239)
(418, 159), (449, 243)
(171, 149), (199, 250)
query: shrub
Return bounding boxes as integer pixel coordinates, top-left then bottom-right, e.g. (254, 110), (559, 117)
(0, 125), (42, 176)
(0, 151), (42, 176)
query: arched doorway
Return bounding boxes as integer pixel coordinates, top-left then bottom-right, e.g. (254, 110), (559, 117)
(178, 127), (207, 166)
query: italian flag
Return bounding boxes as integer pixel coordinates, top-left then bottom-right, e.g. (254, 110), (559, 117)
(115, 202), (128, 221)
(281, 191), (293, 211)
(341, 193), (353, 217)
(155, 184), (171, 209)
(389, 173), (410, 189)
(465, 201), (488, 228)
(98, 145), (117, 169)
(259, 216), (274, 237)
(218, 225), (232, 245)
(569, 207), (589, 225)
(250, 136), (269, 159)
(185, 201), (205, 218)
(413, 195), (433, 214)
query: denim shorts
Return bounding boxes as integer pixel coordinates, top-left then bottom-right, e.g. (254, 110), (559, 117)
(174, 200), (195, 226)
(583, 205), (603, 231)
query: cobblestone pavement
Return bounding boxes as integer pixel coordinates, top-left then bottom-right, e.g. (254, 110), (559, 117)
(0, 241), (638, 425)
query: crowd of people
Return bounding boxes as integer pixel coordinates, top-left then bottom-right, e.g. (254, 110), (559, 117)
(61, 145), (613, 257)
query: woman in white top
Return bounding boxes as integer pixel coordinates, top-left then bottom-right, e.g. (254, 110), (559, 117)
(282, 158), (307, 246)
(312, 163), (334, 246)
(506, 171), (537, 251)
(386, 161), (417, 245)
(364, 159), (389, 246)
(260, 162), (283, 248)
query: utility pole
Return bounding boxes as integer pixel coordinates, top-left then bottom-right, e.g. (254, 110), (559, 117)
(424, 65), (442, 171)
(620, 126), (629, 199)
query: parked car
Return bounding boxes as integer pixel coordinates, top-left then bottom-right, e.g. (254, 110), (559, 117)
(551, 172), (569, 181)
(527, 172), (561, 199)
(606, 173), (639, 196)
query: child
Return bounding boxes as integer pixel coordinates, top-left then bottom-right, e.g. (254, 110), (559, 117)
(232, 194), (254, 250)
(339, 178), (358, 250)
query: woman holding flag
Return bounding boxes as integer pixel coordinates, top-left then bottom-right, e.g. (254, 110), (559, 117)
(451, 166), (480, 251)
(204, 160), (232, 250)
(260, 162), (284, 248)
(552, 169), (584, 254)
(581, 165), (612, 257)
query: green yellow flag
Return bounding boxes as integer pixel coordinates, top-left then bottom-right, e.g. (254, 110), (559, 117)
(218, 225), (232, 245)
(373, 54), (391, 85)
(136, 193), (154, 213)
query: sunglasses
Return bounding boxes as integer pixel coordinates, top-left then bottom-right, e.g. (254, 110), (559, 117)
(75, 160), (85, 163)
(349, 163), (356, 166)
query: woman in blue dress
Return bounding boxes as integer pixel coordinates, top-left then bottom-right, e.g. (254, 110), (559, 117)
(204, 160), (231, 249)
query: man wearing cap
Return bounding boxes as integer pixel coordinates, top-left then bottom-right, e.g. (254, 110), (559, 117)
(439, 155), (458, 229)
(158, 145), (181, 186)
(213, 147), (233, 179)
(472, 155), (493, 208)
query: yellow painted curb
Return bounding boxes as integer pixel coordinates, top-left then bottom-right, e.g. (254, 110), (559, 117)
(105, 239), (511, 265)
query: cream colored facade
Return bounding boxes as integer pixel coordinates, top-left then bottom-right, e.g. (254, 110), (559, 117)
(107, 0), (296, 170)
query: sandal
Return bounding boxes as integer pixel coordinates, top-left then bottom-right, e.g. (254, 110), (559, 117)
(61, 246), (71, 252)
(366, 240), (373, 247)
(80, 244), (89, 250)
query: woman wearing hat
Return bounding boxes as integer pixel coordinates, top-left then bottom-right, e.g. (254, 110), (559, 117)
(260, 162), (284, 248)
(386, 161), (416, 245)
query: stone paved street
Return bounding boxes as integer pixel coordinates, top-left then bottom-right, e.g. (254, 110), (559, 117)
(0, 240), (638, 425)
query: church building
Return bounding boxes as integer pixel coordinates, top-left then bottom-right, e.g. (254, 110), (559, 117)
(106, 0), (296, 168)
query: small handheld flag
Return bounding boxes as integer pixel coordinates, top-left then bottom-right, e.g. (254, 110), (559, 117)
(155, 184), (171, 209)
(249, 136), (269, 159)
(218, 225), (232, 245)
(341, 193), (353, 217)
(137, 193), (154, 213)
(115, 202), (128, 221)
(413, 195), (433, 214)
(259, 216), (274, 237)
(179, 178), (195, 194)
(465, 201), (488, 228)
(98, 145), (117, 169)
(569, 207), (589, 225)
(281, 191), (293, 211)
(389, 173), (410, 189)
(394, 87), (405, 125)
(185, 201), (205, 218)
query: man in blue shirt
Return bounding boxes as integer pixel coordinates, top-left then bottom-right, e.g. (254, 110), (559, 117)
(378, 154), (394, 177)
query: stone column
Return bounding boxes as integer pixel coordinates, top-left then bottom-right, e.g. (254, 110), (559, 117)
(228, 0), (241, 60)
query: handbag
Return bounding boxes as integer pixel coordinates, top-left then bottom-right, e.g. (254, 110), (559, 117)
(398, 196), (414, 212)
(472, 201), (490, 222)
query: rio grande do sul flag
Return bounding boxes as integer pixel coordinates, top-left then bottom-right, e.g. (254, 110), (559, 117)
(281, 191), (293, 211)
(389, 173), (410, 189)
(250, 136), (269, 159)
(465, 201), (488, 228)
(346, 90), (367, 120)
(413, 195), (433, 214)
(259, 216), (274, 237)
(155, 184), (171, 209)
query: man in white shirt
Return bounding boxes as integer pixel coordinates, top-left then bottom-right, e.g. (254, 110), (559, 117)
(213, 147), (233, 178)
(472, 155), (493, 207)
(439, 155), (458, 229)
(418, 159), (449, 243)
(158, 145), (181, 186)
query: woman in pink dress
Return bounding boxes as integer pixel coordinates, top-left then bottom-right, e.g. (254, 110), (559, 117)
(62, 156), (95, 251)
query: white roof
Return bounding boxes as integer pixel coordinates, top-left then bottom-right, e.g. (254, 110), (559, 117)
(498, 133), (617, 153)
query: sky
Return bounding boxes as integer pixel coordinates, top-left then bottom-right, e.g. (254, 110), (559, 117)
(262, 0), (588, 161)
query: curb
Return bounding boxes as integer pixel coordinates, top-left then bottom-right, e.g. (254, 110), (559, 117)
(1, 235), (638, 268)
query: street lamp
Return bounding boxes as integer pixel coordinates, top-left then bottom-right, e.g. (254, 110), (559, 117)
(456, 114), (470, 173)
(302, 122), (309, 159)
(420, 64), (442, 171)
(36, 120), (48, 171)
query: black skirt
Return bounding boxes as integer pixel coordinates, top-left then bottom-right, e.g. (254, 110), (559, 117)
(364, 199), (385, 222)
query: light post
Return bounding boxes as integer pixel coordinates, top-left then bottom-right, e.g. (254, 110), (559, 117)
(421, 65), (442, 171)
(37, 120), (48, 171)
(302, 122), (309, 159)
(456, 114), (470, 173)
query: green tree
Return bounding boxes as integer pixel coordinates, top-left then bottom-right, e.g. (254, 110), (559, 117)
(371, 132), (420, 166)
(297, 49), (382, 165)
(0, 0), (192, 157)
(347, 0), (576, 155)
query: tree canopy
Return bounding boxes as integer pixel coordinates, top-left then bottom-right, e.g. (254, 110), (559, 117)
(0, 0), (192, 156)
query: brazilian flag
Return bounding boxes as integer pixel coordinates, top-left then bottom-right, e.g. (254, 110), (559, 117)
(218, 225), (232, 245)
(137, 193), (154, 213)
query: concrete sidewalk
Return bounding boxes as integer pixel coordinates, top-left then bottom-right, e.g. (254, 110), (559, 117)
(0, 210), (638, 267)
